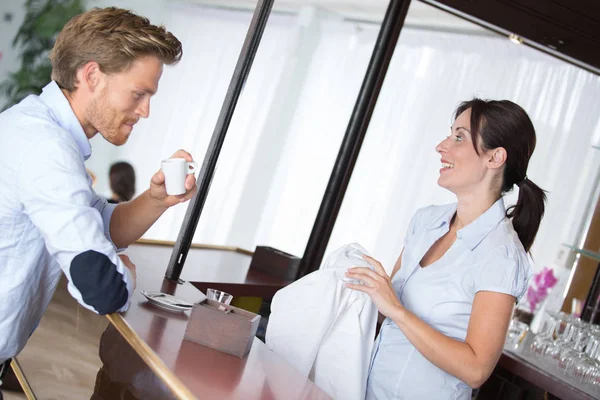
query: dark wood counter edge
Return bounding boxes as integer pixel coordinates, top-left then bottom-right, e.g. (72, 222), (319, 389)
(499, 352), (595, 400)
(104, 313), (197, 400)
(190, 268), (292, 298)
(191, 281), (285, 299)
(134, 239), (254, 256)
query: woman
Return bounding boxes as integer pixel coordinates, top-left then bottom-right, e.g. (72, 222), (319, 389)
(346, 99), (546, 399)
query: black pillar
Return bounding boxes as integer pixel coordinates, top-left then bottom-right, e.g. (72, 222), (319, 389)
(165, 0), (275, 282)
(296, 0), (412, 279)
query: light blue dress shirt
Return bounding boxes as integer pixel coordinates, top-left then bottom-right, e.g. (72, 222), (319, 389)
(366, 198), (531, 400)
(0, 82), (134, 363)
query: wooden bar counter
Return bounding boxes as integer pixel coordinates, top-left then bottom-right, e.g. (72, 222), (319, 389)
(15, 240), (596, 399)
(91, 241), (330, 400)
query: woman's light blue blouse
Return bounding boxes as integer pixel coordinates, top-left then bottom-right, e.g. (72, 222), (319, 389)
(366, 198), (531, 400)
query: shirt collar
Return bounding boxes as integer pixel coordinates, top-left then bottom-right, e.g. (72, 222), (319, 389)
(426, 203), (457, 231)
(39, 81), (92, 160)
(427, 198), (506, 251)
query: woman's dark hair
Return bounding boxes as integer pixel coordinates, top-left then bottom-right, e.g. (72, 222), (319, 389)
(454, 99), (547, 252)
(109, 161), (136, 202)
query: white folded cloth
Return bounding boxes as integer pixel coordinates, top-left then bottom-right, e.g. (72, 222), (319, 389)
(266, 243), (378, 400)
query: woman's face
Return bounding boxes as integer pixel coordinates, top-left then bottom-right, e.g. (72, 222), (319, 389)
(435, 108), (491, 195)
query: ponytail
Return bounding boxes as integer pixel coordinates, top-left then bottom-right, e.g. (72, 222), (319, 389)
(506, 178), (547, 252)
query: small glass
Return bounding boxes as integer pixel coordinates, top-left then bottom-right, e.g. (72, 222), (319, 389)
(545, 313), (575, 363)
(206, 288), (233, 305)
(530, 312), (556, 357)
(506, 320), (529, 350)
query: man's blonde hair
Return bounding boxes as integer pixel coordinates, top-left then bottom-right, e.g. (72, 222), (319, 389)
(49, 7), (182, 91)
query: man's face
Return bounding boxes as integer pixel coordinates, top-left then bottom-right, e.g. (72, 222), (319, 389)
(86, 55), (163, 146)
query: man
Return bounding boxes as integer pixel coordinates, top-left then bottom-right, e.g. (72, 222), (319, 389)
(0, 7), (196, 394)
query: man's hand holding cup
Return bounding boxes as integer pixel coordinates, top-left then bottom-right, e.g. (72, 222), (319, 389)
(150, 149), (198, 208)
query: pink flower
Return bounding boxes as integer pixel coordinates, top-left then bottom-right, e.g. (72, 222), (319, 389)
(533, 272), (544, 287)
(539, 268), (558, 289)
(526, 267), (558, 313)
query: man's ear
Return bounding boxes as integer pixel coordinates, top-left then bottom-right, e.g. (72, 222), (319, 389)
(487, 147), (507, 170)
(78, 61), (104, 92)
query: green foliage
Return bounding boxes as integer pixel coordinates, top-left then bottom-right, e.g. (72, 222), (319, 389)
(0, 0), (84, 110)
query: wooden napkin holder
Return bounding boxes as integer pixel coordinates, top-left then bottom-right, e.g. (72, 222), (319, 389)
(184, 299), (261, 358)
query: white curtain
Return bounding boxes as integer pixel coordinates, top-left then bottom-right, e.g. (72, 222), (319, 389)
(315, 24), (600, 274)
(105, 4), (600, 275)
(112, 4), (296, 243)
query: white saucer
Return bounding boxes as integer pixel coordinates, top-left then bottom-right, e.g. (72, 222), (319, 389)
(141, 290), (194, 312)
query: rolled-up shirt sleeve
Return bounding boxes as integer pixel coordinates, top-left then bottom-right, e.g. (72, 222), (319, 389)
(17, 136), (134, 314)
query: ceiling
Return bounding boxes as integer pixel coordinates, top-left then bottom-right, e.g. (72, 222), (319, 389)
(188, 0), (600, 74)
(428, 0), (600, 74)
(188, 0), (490, 33)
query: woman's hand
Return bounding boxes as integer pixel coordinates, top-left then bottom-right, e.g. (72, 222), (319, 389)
(345, 255), (404, 318)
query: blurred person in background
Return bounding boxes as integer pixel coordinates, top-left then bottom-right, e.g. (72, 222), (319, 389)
(108, 161), (136, 203)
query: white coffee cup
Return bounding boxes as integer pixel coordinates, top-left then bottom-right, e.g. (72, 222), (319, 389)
(161, 158), (198, 195)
